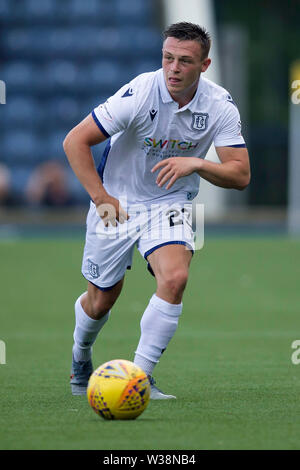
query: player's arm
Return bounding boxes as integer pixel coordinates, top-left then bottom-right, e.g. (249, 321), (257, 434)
(197, 145), (251, 190)
(63, 113), (128, 225)
(63, 113), (107, 205)
(152, 146), (250, 191)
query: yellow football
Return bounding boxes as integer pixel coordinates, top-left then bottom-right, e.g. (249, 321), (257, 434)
(87, 359), (150, 420)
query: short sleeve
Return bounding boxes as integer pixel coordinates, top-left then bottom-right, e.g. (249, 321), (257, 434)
(214, 101), (246, 147)
(92, 82), (136, 137)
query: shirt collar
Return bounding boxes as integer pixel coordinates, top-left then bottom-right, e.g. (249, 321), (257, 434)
(158, 68), (204, 111)
(158, 68), (173, 104)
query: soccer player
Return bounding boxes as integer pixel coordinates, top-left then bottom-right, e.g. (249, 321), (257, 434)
(63, 22), (250, 399)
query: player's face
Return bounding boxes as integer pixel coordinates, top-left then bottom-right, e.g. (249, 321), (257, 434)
(162, 37), (211, 103)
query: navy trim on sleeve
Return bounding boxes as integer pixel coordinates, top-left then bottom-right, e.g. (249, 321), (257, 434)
(226, 144), (246, 148)
(92, 110), (110, 138)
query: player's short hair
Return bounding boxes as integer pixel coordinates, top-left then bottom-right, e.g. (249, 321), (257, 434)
(163, 22), (211, 59)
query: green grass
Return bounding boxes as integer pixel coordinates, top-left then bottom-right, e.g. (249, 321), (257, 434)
(0, 236), (300, 450)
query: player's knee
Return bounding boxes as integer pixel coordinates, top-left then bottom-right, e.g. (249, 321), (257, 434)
(86, 292), (115, 319)
(160, 269), (189, 297)
(91, 299), (112, 318)
(86, 279), (123, 319)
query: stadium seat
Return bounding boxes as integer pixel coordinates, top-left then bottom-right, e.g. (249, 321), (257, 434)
(0, 0), (11, 22)
(45, 60), (79, 91)
(69, 26), (104, 57)
(4, 27), (55, 58)
(134, 28), (162, 53)
(115, 0), (152, 25)
(68, 0), (101, 20)
(48, 97), (81, 127)
(48, 26), (104, 58)
(9, 166), (32, 199)
(24, 0), (57, 21)
(90, 27), (123, 55)
(89, 61), (122, 89)
(3, 97), (42, 128)
(48, 28), (74, 56)
(113, 27), (162, 57)
(1, 62), (38, 92)
(3, 29), (32, 56)
(2, 131), (41, 165)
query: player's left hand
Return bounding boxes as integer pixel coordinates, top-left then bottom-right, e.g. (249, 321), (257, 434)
(151, 157), (200, 190)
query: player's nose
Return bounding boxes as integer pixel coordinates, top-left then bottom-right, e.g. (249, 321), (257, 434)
(170, 59), (180, 73)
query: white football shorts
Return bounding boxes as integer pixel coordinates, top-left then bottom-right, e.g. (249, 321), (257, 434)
(81, 200), (195, 290)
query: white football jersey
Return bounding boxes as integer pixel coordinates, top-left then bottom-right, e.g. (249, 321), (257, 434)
(92, 68), (245, 206)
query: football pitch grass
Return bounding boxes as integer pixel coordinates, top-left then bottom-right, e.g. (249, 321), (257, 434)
(0, 235), (300, 450)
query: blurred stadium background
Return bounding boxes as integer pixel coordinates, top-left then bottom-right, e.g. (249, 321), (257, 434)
(0, 0), (299, 235)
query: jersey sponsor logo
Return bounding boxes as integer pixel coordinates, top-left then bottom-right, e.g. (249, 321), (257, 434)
(191, 112), (209, 131)
(122, 87), (134, 97)
(143, 137), (198, 151)
(149, 109), (157, 121)
(88, 259), (100, 279)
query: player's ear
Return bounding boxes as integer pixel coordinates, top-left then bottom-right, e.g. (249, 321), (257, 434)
(201, 58), (211, 73)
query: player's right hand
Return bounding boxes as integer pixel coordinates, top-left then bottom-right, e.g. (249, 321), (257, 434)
(96, 195), (129, 227)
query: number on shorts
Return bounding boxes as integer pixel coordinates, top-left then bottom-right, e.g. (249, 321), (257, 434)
(166, 208), (187, 227)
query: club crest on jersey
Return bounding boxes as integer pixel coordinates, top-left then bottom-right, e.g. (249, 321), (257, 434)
(192, 113), (209, 131)
(88, 259), (100, 279)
